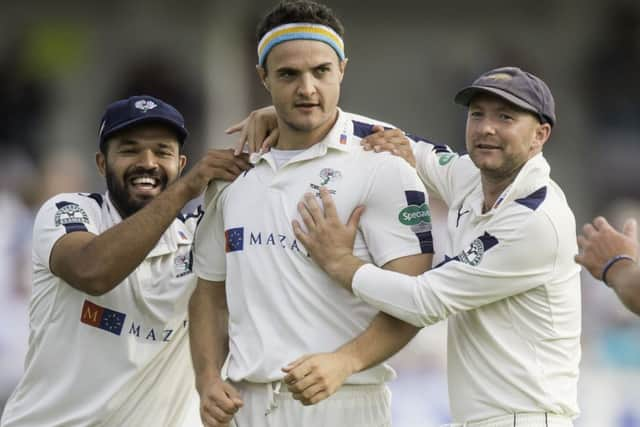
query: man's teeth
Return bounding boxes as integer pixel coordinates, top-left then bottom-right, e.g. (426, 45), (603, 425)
(132, 177), (156, 186)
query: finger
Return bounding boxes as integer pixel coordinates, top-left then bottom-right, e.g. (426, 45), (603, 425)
(318, 187), (338, 220)
(301, 383), (326, 402)
(233, 153), (251, 169)
(213, 170), (241, 182)
(286, 370), (317, 393)
(200, 406), (218, 427)
(262, 128), (279, 152)
(211, 392), (240, 414)
(246, 113), (257, 155)
(576, 234), (588, 251)
(307, 390), (330, 405)
(373, 142), (396, 153)
(370, 124), (385, 134)
(210, 405), (235, 422)
(582, 223), (597, 238)
(283, 358), (313, 383)
(234, 121), (250, 155)
(347, 205), (365, 230)
(623, 218), (638, 241)
(298, 201), (317, 233)
(282, 354), (312, 373)
(592, 216), (611, 232)
(252, 116), (270, 155)
(303, 192), (323, 222)
(225, 119), (246, 135)
(292, 219), (309, 245)
(222, 382), (243, 403)
(202, 400), (229, 422)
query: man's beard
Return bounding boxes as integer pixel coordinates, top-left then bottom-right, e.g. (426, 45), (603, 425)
(105, 165), (168, 218)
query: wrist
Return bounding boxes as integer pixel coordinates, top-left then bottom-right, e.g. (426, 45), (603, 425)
(335, 348), (364, 376)
(195, 370), (223, 395)
(602, 254), (635, 287)
(325, 255), (365, 290)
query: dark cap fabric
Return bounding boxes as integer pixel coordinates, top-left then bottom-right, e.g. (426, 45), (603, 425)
(98, 95), (188, 147)
(454, 67), (556, 126)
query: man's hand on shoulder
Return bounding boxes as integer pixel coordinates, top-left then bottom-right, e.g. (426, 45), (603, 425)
(178, 149), (251, 200)
(361, 125), (416, 167)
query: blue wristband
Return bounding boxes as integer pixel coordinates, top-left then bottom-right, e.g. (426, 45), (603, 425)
(601, 255), (634, 286)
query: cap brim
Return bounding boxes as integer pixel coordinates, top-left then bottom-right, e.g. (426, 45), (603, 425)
(100, 115), (188, 144)
(454, 86), (539, 116)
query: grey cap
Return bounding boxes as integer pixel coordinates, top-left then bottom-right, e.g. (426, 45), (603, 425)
(454, 66), (556, 126)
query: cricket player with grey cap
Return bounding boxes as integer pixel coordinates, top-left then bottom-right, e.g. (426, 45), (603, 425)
(290, 66), (582, 427)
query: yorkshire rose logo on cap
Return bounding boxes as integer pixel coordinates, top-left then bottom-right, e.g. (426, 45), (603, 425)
(134, 99), (158, 112)
(486, 73), (512, 81)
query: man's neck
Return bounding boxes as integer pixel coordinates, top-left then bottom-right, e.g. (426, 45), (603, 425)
(480, 169), (521, 213)
(276, 110), (339, 150)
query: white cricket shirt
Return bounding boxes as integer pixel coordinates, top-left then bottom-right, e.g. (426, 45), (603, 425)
(194, 110), (433, 384)
(353, 144), (581, 423)
(1, 192), (202, 427)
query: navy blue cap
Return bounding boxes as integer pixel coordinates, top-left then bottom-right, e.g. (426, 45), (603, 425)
(98, 95), (188, 147)
(454, 67), (556, 126)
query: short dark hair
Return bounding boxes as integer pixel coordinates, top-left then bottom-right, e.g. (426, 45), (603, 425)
(256, 0), (344, 43)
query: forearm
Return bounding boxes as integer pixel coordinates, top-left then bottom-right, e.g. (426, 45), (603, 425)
(336, 312), (419, 374)
(70, 181), (193, 292)
(353, 264), (446, 327)
(189, 281), (229, 393)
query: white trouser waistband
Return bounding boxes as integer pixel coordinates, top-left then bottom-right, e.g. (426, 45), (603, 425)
(441, 412), (573, 427)
(231, 380), (387, 417)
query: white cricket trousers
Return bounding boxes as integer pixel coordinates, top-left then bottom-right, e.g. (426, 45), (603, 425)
(441, 412), (573, 427)
(230, 381), (391, 427)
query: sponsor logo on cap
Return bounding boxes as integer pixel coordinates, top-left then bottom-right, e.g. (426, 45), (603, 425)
(486, 73), (512, 81)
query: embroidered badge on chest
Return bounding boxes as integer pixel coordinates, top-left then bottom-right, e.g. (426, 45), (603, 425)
(174, 253), (192, 277)
(309, 168), (342, 195)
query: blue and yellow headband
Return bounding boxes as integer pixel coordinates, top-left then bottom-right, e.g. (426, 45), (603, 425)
(257, 23), (345, 67)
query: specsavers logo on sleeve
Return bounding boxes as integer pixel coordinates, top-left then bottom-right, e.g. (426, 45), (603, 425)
(399, 203), (431, 233)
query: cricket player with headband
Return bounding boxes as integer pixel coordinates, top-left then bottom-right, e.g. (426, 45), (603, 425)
(189, 1), (433, 426)
(1, 95), (250, 427)
(290, 67), (582, 427)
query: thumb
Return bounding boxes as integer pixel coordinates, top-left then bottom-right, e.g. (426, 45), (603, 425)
(223, 382), (243, 405)
(623, 218), (638, 241)
(348, 206), (365, 229)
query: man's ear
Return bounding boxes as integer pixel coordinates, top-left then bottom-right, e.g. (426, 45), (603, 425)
(534, 122), (552, 150)
(178, 154), (187, 174)
(338, 58), (348, 83)
(96, 152), (106, 177)
(256, 65), (269, 92)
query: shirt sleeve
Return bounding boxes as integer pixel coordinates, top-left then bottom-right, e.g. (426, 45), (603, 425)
(32, 193), (102, 271)
(353, 209), (558, 327)
(193, 187), (228, 282)
(358, 154), (434, 267)
(410, 139), (477, 207)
